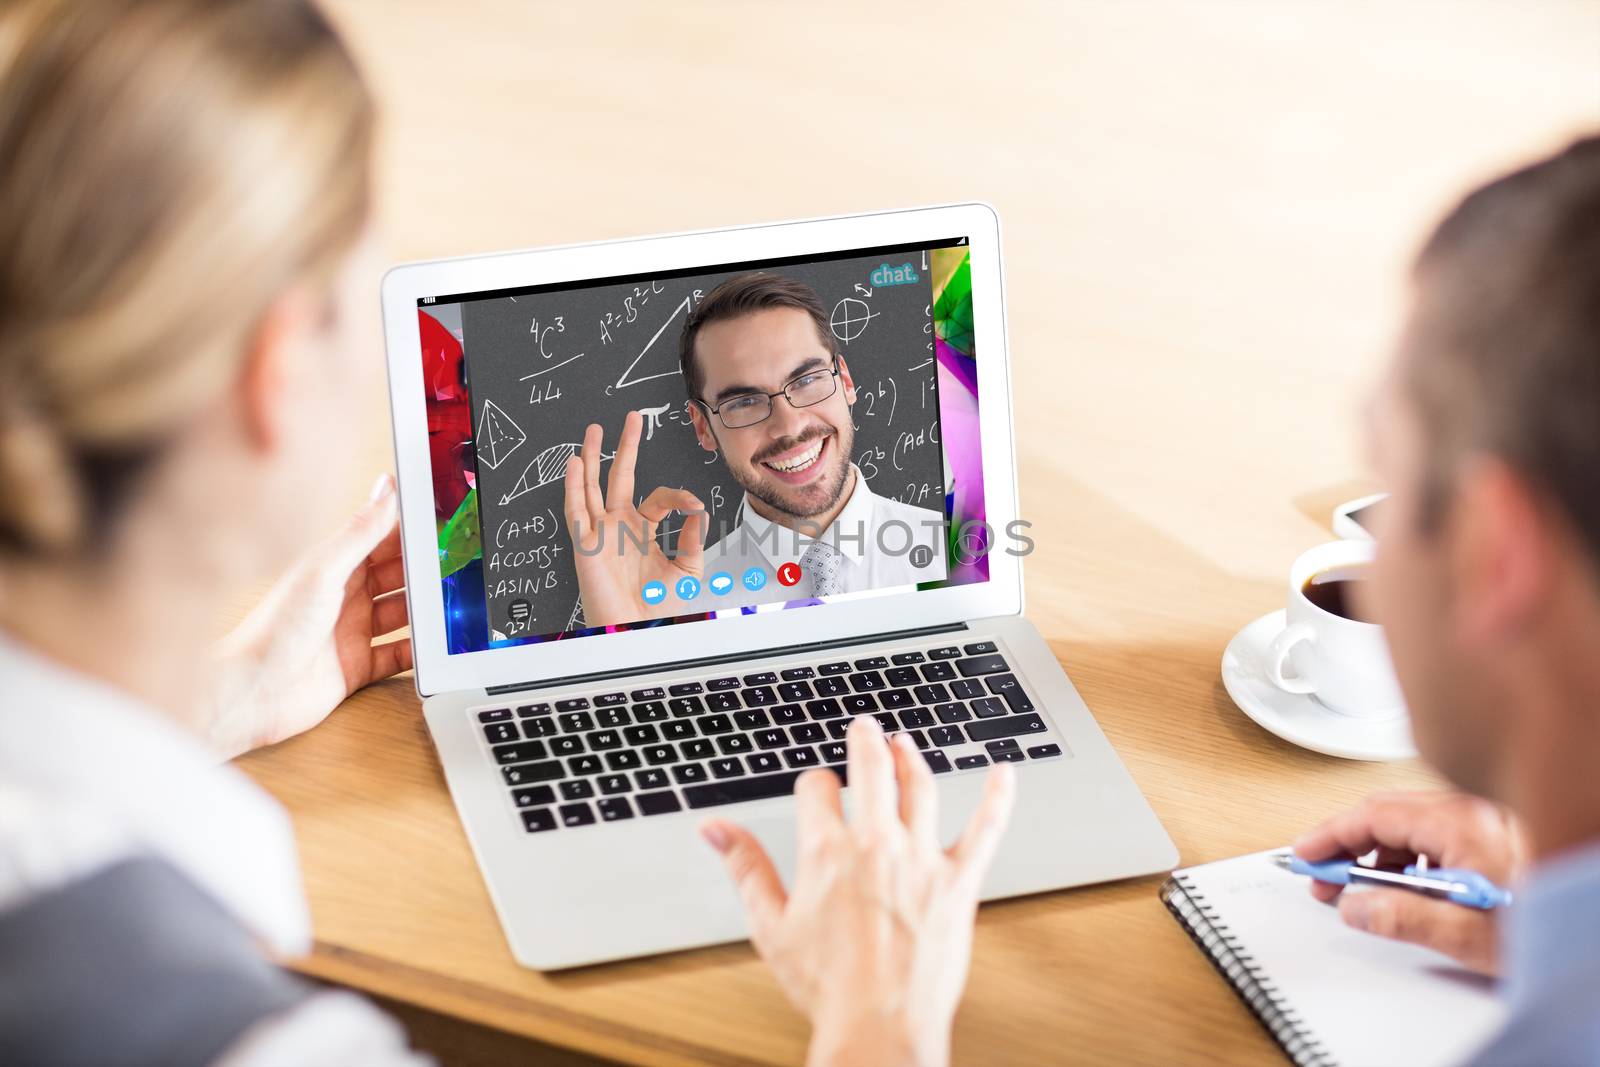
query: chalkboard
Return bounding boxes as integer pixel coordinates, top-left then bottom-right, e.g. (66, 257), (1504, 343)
(456, 252), (945, 640)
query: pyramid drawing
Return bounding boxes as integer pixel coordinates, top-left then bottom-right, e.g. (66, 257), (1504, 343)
(474, 399), (526, 470)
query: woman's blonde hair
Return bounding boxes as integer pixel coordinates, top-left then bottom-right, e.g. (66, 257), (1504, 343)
(0, 0), (374, 555)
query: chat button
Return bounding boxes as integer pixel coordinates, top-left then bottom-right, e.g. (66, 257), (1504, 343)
(708, 571), (735, 596)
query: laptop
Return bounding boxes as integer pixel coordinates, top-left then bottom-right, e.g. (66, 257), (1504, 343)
(380, 203), (1177, 969)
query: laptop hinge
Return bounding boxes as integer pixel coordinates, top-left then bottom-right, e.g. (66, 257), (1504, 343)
(485, 622), (969, 696)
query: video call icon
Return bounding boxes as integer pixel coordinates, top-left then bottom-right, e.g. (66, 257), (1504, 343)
(641, 581), (666, 605)
(742, 567), (768, 592)
(777, 562), (803, 587)
(674, 576), (701, 601)
(708, 572), (735, 596)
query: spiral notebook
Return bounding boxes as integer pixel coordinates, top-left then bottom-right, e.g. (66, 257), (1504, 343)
(1161, 849), (1506, 1067)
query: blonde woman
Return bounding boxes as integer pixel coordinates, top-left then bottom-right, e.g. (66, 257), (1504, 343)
(0, 2), (1013, 1065)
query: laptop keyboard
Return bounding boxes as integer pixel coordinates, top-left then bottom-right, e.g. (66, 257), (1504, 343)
(471, 640), (1068, 833)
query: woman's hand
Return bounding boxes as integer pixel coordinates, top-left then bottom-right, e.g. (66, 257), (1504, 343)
(701, 718), (1017, 1067)
(1293, 791), (1528, 976)
(206, 474), (413, 758)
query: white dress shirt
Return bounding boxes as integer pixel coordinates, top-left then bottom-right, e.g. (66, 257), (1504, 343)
(698, 465), (948, 606)
(0, 632), (429, 1066)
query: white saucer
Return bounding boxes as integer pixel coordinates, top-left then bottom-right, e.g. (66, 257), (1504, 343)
(1221, 610), (1418, 762)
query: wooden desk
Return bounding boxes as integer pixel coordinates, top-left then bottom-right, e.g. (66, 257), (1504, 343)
(237, 3), (1598, 1063)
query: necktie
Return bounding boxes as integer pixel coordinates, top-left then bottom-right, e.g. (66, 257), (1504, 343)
(800, 540), (845, 597)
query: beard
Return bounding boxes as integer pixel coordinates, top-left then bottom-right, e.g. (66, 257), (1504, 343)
(731, 419), (855, 522)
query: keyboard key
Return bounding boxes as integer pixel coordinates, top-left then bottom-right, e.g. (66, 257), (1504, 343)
(891, 651), (927, 665)
(707, 676), (740, 691)
(930, 726), (964, 746)
(966, 713), (1047, 742)
(850, 671), (885, 692)
(550, 736), (584, 757)
(478, 708), (512, 723)
(483, 722), (518, 744)
(682, 739), (715, 761)
(928, 646), (962, 660)
(492, 740), (548, 765)
(521, 809), (558, 832)
(511, 785), (556, 808)
(955, 754), (990, 770)
(559, 802), (596, 827)
(672, 762), (708, 785)
(596, 707), (631, 728)
(912, 684), (948, 705)
(820, 742), (847, 763)
(586, 730), (622, 751)
(842, 693), (878, 714)
(871, 712), (899, 733)
(934, 702), (971, 724)
(708, 692), (740, 712)
(772, 704), (805, 726)
(987, 674), (1021, 695)
(502, 760), (563, 786)
(998, 686), (1035, 714)
(742, 686), (777, 707)
(556, 697), (591, 712)
(568, 755), (602, 776)
(921, 662), (956, 682)
(818, 661), (851, 675)
(699, 714), (734, 735)
(792, 722), (825, 744)
(783, 746), (820, 768)
(879, 689), (914, 710)
(560, 779), (596, 801)
(746, 752), (783, 774)
(1027, 743), (1064, 760)
(662, 720), (695, 741)
(971, 697), (1009, 719)
(907, 729), (930, 749)
(630, 687), (666, 701)
(598, 797), (634, 821)
(754, 728), (789, 749)
(523, 717), (557, 739)
(624, 724), (660, 746)
(922, 750), (953, 773)
(899, 708), (935, 729)
(814, 676), (849, 697)
(734, 710), (770, 730)
(682, 764), (846, 810)
(517, 702), (553, 717)
(595, 692), (628, 707)
(636, 791), (682, 816)
(667, 697), (702, 717)
(668, 681), (704, 696)
(853, 656), (889, 671)
(558, 712), (595, 733)
(635, 702), (669, 722)
(710, 758), (745, 779)
(807, 698), (844, 720)
(605, 749), (643, 771)
(643, 744), (678, 765)
(634, 768), (669, 790)
(956, 654), (1008, 677)
(992, 750), (1025, 763)
(780, 666), (815, 681)
(986, 738), (1021, 754)
(964, 641), (998, 655)
(778, 681), (813, 701)
(885, 667), (920, 688)
(826, 719), (852, 740)
(949, 679), (985, 701)
(742, 672), (777, 686)
(717, 733), (754, 755)
(597, 774), (632, 795)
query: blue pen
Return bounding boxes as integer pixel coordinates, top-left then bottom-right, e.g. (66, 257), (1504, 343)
(1273, 852), (1514, 910)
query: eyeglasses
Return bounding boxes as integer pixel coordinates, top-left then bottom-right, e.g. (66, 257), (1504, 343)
(696, 359), (841, 430)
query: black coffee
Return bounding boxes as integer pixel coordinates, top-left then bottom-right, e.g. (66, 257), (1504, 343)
(1301, 567), (1373, 623)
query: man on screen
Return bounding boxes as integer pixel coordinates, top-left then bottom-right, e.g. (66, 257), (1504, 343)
(562, 273), (947, 627)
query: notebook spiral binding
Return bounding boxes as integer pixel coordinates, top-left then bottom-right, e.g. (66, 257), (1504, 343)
(1160, 872), (1338, 1067)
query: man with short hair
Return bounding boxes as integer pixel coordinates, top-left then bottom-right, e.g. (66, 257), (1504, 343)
(563, 272), (946, 627)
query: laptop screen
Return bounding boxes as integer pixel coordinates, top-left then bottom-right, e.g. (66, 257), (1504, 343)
(417, 238), (997, 655)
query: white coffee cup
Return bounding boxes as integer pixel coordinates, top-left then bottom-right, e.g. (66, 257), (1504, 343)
(1267, 540), (1405, 719)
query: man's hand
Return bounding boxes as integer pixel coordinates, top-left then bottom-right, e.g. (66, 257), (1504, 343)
(1293, 791), (1527, 976)
(563, 411), (706, 627)
(701, 718), (1017, 1067)
(206, 474), (413, 759)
